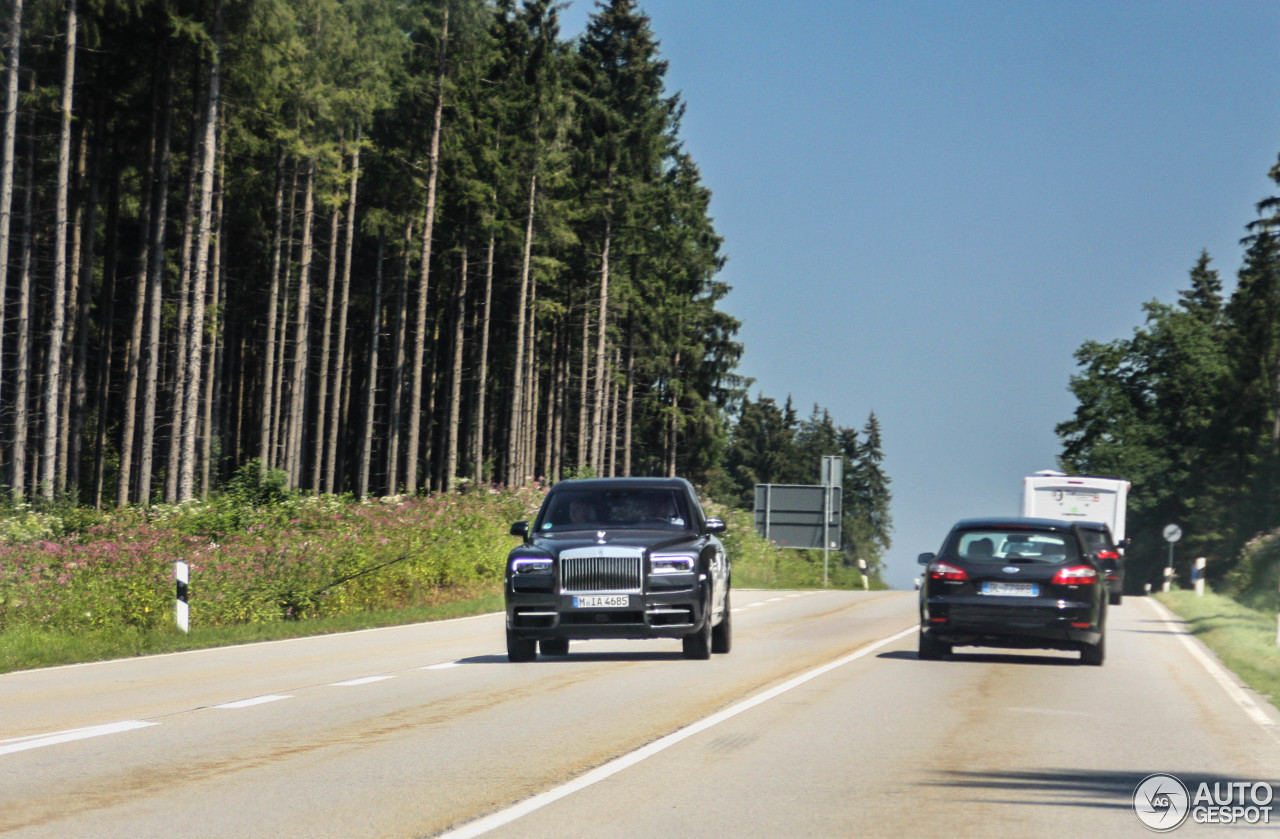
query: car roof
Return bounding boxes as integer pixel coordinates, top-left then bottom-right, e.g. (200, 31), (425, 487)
(548, 477), (693, 492)
(953, 516), (1081, 532)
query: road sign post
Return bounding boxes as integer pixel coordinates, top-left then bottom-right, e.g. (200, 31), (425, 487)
(821, 456), (842, 588)
(1162, 524), (1182, 593)
(753, 457), (844, 588)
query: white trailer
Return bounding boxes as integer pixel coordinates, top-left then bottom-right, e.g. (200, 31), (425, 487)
(1021, 471), (1130, 547)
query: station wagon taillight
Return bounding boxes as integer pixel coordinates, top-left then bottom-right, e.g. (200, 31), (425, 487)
(1052, 565), (1098, 585)
(929, 561), (968, 582)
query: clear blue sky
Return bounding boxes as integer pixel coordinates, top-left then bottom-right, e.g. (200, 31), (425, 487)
(559, 0), (1280, 588)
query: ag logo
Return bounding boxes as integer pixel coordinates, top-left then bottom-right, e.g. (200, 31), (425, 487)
(1134, 773), (1190, 831)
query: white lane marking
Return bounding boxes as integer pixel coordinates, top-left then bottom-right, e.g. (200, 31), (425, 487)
(330, 676), (395, 687)
(733, 591), (816, 613)
(0, 721), (157, 757)
(423, 662), (461, 671)
(437, 624), (918, 839)
(1144, 597), (1279, 735)
(215, 694), (292, 709)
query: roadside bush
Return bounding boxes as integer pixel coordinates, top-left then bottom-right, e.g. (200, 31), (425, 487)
(1224, 528), (1280, 612)
(0, 486), (545, 634)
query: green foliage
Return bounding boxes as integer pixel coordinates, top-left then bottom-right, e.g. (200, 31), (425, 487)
(0, 487), (545, 635)
(1224, 528), (1280, 612)
(1056, 249), (1270, 591)
(702, 499), (877, 590)
(222, 459), (292, 508)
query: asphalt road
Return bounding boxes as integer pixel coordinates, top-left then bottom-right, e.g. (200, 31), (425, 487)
(2, 590), (1278, 838)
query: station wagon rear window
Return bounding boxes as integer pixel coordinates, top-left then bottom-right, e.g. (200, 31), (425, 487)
(949, 529), (1079, 563)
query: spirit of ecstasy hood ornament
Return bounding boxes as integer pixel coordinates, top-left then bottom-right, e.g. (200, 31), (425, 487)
(597, 530), (607, 544)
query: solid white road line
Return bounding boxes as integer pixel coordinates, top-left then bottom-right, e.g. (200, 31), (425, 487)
(0, 720), (157, 757)
(435, 624), (918, 839)
(214, 694), (292, 709)
(1144, 597), (1280, 739)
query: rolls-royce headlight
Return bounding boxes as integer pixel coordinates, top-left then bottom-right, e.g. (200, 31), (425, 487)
(650, 554), (696, 574)
(512, 557), (553, 574)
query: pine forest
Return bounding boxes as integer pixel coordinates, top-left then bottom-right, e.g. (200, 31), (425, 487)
(0, 0), (895, 569)
(0, 0), (740, 502)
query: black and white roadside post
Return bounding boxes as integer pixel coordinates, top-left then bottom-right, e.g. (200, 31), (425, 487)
(1162, 524), (1182, 593)
(1193, 557), (1206, 597)
(857, 557), (869, 590)
(175, 561), (190, 633)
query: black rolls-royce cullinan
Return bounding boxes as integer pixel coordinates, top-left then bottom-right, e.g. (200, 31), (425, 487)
(504, 477), (731, 662)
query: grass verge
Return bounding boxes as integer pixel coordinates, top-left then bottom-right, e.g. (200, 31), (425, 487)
(1155, 588), (1280, 712)
(0, 589), (505, 675)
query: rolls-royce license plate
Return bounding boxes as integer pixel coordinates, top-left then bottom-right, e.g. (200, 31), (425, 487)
(573, 595), (629, 608)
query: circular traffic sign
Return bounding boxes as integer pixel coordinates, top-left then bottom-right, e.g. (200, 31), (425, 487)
(1162, 524), (1182, 543)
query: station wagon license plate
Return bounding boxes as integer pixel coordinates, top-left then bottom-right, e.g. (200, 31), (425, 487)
(981, 582), (1038, 597)
(573, 595), (630, 608)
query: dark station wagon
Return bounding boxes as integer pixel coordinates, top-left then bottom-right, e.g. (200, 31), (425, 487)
(504, 477), (731, 662)
(917, 517), (1108, 665)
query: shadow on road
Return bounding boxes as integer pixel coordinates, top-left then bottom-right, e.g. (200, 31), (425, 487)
(876, 650), (1081, 666)
(922, 768), (1279, 811)
(453, 651), (685, 665)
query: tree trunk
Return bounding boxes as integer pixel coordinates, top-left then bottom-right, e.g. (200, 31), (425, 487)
(167, 97), (203, 504)
(473, 230), (494, 484)
(0, 0), (21, 400)
(522, 284), (537, 482)
(68, 105), (103, 500)
(541, 326), (558, 482)
(200, 144), (225, 498)
(41, 0), (76, 500)
(92, 159), (121, 508)
(58, 121), (87, 497)
(325, 135), (359, 494)
(12, 122), (34, 499)
(260, 151), (285, 473)
(507, 173), (536, 486)
(577, 298), (590, 470)
(359, 233), (385, 498)
(608, 347), (619, 476)
(284, 156), (314, 491)
(550, 320), (566, 483)
(136, 68), (173, 507)
(623, 324), (634, 477)
(178, 0), (220, 502)
(589, 211), (611, 474)
(445, 244), (467, 491)
(405, 5), (449, 495)
(0, 0), (22, 470)
(387, 219), (412, 493)
(313, 192), (341, 492)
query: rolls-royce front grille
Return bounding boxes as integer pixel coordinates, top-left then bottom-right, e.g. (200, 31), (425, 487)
(561, 556), (642, 594)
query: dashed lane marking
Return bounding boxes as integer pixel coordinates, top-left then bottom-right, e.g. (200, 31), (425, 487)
(0, 721), (157, 756)
(214, 694), (292, 709)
